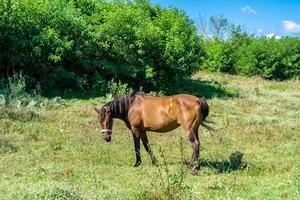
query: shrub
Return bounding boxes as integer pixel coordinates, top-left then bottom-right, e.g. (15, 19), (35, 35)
(234, 37), (300, 79)
(199, 19), (300, 80)
(0, 0), (202, 95)
(201, 40), (235, 73)
(200, 36), (300, 80)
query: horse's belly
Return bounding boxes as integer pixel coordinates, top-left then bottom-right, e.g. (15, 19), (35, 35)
(144, 120), (180, 132)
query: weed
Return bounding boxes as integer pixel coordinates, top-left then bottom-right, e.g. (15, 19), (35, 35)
(107, 79), (133, 98)
(18, 186), (84, 200)
(0, 138), (18, 154)
(0, 73), (66, 121)
(147, 136), (193, 200)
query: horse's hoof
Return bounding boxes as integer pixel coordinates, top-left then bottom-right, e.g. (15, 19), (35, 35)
(185, 160), (196, 168)
(134, 162), (141, 167)
(191, 166), (198, 175)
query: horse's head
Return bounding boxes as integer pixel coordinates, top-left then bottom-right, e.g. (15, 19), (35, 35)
(94, 105), (113, 142)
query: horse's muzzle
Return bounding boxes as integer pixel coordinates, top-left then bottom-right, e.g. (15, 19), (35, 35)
(103, 135), (111, 142)
(102, 129), (112, 142)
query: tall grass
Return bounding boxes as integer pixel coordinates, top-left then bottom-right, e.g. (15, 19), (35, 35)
(0, 73), (66, 121)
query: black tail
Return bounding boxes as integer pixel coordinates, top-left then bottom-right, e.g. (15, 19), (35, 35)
(198, 98), (209, 121)
(198, 98), (214, 134)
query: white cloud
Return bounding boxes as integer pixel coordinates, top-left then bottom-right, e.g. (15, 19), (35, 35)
(282, 20), (300, 34)
(241, 6), (259, 16)
(266, 33), (281, 40)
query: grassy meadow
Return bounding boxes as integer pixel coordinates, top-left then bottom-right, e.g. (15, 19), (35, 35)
(0, 72), (299, 199)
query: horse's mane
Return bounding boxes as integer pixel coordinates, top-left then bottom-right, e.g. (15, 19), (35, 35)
(105, 92), (144, 119)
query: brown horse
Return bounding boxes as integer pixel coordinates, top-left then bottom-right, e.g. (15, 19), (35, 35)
(94, 93), (211, 174)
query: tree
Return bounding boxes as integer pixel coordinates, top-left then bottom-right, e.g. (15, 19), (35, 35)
(197, 14), (229, 40)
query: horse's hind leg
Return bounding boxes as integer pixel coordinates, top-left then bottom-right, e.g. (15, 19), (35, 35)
(140, 132), (156, 164)
(188, 129), (200, 165)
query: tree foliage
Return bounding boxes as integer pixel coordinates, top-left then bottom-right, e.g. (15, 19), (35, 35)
(0, 1), (299, 96)
(0, 0), (202, 95)
(198, 17), (300, 80)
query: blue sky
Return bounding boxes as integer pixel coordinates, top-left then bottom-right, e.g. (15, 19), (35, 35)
(150, 0), (300, 36)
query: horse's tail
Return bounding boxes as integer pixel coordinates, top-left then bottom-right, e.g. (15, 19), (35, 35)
(198, 98), (214, 134)
(198, 98), (209, 121)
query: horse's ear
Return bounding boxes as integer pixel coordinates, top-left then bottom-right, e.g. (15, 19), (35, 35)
(94, 106), (101, 113)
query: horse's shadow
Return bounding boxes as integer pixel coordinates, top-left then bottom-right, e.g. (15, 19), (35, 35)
(197, 151), (247, 173)
(167, 151), (247, 173)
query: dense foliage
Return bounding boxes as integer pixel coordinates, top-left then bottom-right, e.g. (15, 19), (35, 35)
(200, 25), (300, 80)
(0, 0), (202, 95)
(0, 0), (299, 96)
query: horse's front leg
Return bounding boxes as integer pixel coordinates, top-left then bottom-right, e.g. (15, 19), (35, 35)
(140, 131), (156, 165)
(131, 129), (141, 167)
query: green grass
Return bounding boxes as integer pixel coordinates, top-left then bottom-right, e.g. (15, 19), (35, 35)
(0, 72), (299, 199)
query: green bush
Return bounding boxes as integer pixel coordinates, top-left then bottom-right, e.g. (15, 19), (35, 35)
(201, 35), (300, 80)
(0, 0), (202, 95)
(201, 40), (235, 73)
(234, 37), (300, 79)
(1, 0), (298, 95)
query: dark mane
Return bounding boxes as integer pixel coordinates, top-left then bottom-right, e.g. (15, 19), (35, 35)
(104, 92), (144, 120)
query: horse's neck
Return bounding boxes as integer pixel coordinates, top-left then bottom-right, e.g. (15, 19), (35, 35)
(111, 96), (130, 120)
